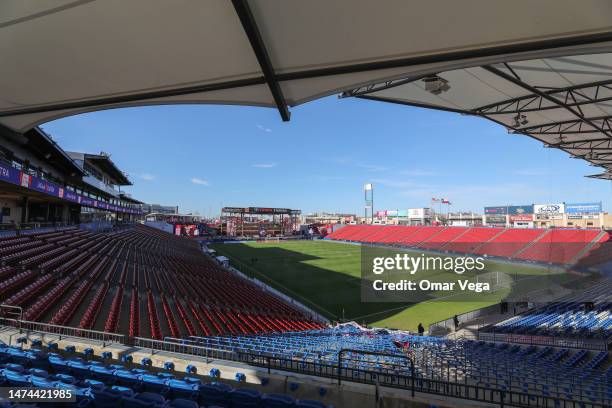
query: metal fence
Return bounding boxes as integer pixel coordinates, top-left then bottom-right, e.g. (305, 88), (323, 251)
(0, 318), (124, 346)
(428, 303), (500, 334)
(477, 331), (610, 351)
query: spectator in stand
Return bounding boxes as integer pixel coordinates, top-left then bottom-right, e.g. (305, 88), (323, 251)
(417, 323), (425, 336)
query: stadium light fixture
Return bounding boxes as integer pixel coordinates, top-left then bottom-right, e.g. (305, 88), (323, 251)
(423, 75), (450, 95)
(513, 113), (528, 127)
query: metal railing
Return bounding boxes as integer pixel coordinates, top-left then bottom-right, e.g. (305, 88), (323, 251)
(82, 175), (120, 198)
(428, 303), (500, 334)
(0, 318), (124, 346)
(0, 222), (76, 234)
(0, 316), (607, 408)
(477, 330), (610, 351)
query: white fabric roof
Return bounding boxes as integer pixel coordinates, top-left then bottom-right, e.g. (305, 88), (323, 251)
(2, 0), (612, 134)
(344, 53), (612, 178)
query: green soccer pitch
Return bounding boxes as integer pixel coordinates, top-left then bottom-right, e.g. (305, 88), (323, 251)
(209, 240), (572, 332)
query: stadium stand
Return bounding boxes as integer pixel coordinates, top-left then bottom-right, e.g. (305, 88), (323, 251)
(398, 226), (444, 246)
(326, 225), (609, 265)
(576, 236), (612, 269)
(483, 280), (612, 339)
(0, 321), (609, 407)
(157, 324), (611, 406)
(0, 225), (321, 339)
(515, 229), (607, 264)
(0, 343), (333, 408)
(475, 228), (546, 258)
(417, 226), (469, 250)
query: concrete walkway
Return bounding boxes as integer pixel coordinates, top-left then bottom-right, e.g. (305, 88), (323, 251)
(445, 304), (531, 340)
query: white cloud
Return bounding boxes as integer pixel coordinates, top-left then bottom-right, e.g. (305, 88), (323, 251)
(256, 124), (272, 133)
(252, 163), (277, 168)
(129, 172), (156, 181)
(191, 177), (210, 186)
(140, 173), (156, 181)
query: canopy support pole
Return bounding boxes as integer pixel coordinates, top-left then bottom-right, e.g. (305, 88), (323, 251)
(231, 0), (291, 121)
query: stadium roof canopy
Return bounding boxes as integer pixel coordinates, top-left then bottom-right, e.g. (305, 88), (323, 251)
(2, 1), (612, 176)
(342, 53), (612, 179)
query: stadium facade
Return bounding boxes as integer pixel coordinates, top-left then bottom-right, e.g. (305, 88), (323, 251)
(0, 128), (142, 229)
(484, 203), (612, 228)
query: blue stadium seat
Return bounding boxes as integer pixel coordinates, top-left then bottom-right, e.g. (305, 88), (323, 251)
(262, 393), (296, 407)
(229, 388), (262, 408)
(169, 398), (199, 408)
(140, 374), (169, 393)
(168, 379), (199, 399)
(137, 391), (167, 407)
(123, 397), (155, 408)
(296, 400), (327, 408)
(90, 388), (123, 408)
(199, 382), (231, 406)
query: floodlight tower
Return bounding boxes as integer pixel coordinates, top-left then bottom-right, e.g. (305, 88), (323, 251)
(364, 183), (373, 224)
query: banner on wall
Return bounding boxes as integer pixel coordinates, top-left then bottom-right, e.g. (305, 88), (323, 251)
(509, 214), (533, 222)
(0, 163), (21, 185)
(508, 205), (533, 215)
(486, 215), (506, 224)
(534, 203), (564, 220)
(0, 163), (141, 214)
(484, 206), (508, 215)
(565, 202), (602, 214)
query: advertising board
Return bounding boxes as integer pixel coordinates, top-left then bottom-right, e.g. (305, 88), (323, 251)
(484, 206), (508, 215)
(565, 202), (602, 214)
(508, 205), (533, 215)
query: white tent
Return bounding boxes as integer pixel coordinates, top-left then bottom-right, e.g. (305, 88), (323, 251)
(2, 1), (612, 176)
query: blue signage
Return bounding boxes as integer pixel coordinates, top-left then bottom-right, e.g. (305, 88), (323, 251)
(0, 163), (21, 185)
(565, 202), (602, 214)
(0, 164), (141, 214)
(508, 205), (533, 215)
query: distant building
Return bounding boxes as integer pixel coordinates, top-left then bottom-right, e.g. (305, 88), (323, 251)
(373, 208), (433, 225)
(142, 203), (179, 215)
(303, 212), (356, 225)
(0, 127), (142, 227)
(66, 151), (140, 222)
(447, 212), (483, 227)
(483, 203), (611, 229)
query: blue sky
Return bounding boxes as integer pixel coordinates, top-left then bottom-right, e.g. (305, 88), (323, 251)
(41, 97), (612, 217)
